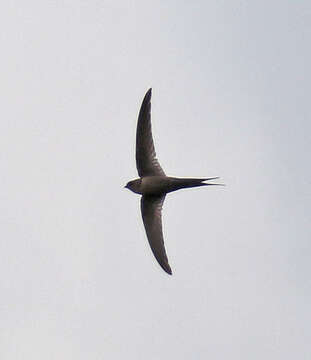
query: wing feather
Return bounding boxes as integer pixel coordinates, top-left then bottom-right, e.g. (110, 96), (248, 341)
(136, 89), (165, 177)
(141, 195), (172, 275)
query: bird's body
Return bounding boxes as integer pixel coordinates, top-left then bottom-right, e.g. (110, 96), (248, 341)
(125, 88), (222, 275)
(126, 176), (215, 196)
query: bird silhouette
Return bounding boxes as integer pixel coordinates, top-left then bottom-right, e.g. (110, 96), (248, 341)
(125, 88), (222, 275)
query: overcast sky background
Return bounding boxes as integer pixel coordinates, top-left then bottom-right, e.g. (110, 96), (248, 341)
(1, 1), (310, 359)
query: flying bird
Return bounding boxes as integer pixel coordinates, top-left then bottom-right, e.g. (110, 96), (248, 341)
(125, 89), (222, 275)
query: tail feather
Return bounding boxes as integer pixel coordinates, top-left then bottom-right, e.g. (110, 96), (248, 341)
(171, 177), (222, 191)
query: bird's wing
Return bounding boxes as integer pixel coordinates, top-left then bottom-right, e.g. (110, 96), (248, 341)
(136, 88), (165, 177)
(141, 195), (172, 275)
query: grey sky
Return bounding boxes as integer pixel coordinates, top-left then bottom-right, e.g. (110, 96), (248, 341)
(1, 1), (310, 359)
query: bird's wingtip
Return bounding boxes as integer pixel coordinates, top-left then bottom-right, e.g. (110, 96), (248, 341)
(142, 88), (152, 103)
(163, 265), (172, 275)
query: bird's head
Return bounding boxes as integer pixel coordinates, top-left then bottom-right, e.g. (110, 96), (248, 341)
(124, 179), (142, 194)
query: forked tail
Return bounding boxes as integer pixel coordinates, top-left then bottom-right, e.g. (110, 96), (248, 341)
(171, 177), (224, 191)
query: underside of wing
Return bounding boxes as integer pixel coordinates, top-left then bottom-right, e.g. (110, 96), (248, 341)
(136, 89), (165, 177)
(140, 195), (172, 275)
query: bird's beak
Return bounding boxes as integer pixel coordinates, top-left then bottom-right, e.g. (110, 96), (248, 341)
(204, 177), (225, 186)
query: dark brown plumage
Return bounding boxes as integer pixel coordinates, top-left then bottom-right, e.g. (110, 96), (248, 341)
(125, 89), (222, 275)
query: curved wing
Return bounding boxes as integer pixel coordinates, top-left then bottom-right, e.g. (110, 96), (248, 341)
(136, 89), (165, 177)
(141, 195), (172, 275)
